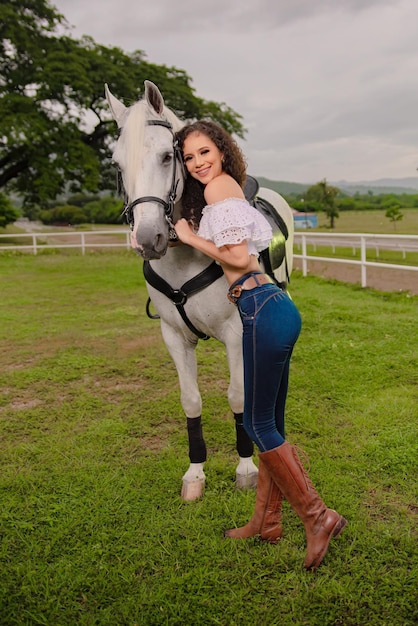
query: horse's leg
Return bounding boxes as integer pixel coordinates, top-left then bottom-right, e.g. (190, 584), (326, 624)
(224, 327), (258, 489)
(233, 413), (258, 489)
(160, 321), (206, 501)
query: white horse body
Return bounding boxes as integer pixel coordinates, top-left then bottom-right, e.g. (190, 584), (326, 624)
(146, 247), (242, 415)
(105, 81), (294, 499)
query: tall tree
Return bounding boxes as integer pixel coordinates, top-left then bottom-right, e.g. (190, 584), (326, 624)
(0, 0), (244, 210)
(306, 179), (340, 228)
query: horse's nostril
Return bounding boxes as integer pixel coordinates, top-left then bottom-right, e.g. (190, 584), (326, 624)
(155, 233), (165, 253)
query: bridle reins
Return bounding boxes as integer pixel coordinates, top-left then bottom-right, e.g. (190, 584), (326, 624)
(119, 119), (184, 239)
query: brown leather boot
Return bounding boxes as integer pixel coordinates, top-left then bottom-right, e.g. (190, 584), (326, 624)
(224, 456), (283, 544)
(260, 442), (347, 571)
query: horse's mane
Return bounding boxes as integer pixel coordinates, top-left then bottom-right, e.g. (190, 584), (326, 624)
(117, 98), (184, 200)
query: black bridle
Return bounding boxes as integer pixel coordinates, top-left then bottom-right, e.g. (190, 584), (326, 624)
(118, 119), (184, 239)
(115, 116), (224, 340)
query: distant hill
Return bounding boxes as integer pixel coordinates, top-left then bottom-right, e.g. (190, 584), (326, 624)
(255, 177), (309, 195)
(255, 176), (418, 196)
(333, 177), (418, 195)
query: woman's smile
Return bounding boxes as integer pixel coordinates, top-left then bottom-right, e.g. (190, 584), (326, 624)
(182, 131), (224, 184)
(196, 166), (211, 179)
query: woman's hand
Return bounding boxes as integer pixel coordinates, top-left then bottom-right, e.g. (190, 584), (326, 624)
(174, 218), (194, 245)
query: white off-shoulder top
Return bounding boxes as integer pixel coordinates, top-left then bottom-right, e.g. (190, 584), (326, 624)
(197, 197), (272, 256)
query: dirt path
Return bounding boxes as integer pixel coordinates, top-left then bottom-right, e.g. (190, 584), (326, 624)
(293, 259), (418, 295)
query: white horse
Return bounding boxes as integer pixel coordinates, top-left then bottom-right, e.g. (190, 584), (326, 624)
(105, 81), (294, 500)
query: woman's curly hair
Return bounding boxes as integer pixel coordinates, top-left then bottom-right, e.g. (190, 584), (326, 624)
(176, 121), (247, 227)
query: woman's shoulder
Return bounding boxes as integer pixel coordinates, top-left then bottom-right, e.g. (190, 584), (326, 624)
(204, 173), (244, 205)
(201, 196), (268, 230)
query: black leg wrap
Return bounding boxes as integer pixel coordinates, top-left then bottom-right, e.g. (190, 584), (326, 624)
(234, 412), (254, 458)
(187, 416), (207, 463)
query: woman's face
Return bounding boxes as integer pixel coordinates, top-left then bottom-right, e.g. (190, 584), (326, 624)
(182, 131), (224, 185)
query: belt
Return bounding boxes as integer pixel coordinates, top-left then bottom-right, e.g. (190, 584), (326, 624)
(227, 273), (274, 304)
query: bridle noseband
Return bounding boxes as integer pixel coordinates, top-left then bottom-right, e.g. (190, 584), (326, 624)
(118, 119), (184, 240)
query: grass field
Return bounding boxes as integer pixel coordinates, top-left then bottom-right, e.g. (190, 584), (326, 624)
(0, 252), (417, 625)
(2, 208), (418, 239)
(309, 208), (418, 234)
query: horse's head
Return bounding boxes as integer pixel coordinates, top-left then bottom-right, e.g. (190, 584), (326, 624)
(105, 81), (185, 259)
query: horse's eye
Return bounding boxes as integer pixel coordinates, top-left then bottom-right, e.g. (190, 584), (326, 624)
(162, 152), (173, 165)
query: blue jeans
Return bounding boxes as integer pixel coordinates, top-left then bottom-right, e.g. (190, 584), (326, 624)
(232, 273), (302, 452)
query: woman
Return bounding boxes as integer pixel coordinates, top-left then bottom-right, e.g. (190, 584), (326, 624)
(174, 121), (346, 571)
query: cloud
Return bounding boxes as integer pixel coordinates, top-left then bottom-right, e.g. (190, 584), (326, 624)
(60, 0), (402, 36)
(52, 0), (418, 181)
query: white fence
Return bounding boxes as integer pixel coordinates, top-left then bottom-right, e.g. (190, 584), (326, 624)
(1, 229), (418, 291)
(294, 232), (418, 288)
(0, 229), (132, 254)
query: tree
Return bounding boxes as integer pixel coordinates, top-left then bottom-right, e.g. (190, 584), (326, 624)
(385, 205), (403, 231)
(0, 0), (245, 210)
(306, 179), (340, 228)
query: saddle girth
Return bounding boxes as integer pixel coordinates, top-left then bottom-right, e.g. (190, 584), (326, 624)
(143, 260), (224, 340)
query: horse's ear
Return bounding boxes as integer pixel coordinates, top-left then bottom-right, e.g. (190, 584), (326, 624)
(104, 84), (127, 128)
(144, 80), (165, 115)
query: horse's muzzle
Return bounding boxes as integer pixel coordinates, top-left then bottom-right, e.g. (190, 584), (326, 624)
(131, 228), (168, 259)
(133, 245), (167, 260)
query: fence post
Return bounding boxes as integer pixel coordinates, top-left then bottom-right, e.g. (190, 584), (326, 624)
(126, 232), (131, 249)
(32, 234), (37, 255)
(81, 232), (85, 255)
(361, 236), (367, 287)
(302, 234), (307, 276)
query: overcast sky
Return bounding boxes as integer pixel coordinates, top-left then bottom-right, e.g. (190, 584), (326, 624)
(53, 0), (418, 184)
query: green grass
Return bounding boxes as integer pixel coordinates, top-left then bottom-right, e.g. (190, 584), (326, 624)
(297, 208), (418, 266)
(313, 208), (418, 234)
(0, 252), (417, 625)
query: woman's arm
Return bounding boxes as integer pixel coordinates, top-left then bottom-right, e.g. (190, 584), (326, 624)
(174, 218), (250, 270)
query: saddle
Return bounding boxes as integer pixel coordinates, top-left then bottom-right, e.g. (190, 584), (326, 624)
(244, 175), (290, 283)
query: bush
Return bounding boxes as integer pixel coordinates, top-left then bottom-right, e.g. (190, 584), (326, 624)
(67, 193), (101, 208)
(83, 197), (123, 224)
(39, 205), (87, 225)
(0, 193), (19, 228)
(38, 196), (124, 225)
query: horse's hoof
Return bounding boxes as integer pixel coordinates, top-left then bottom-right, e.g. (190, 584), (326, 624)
(181, 478), (205, 501)
(236, 470), (258, 490)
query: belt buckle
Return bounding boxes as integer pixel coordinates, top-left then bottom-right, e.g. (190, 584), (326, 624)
(227, 285), (243, 303)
